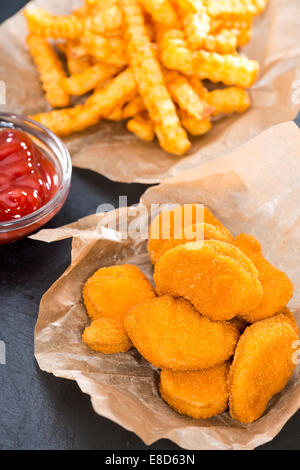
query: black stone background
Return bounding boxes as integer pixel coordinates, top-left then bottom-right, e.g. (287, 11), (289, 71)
(1, 0), (300, 450)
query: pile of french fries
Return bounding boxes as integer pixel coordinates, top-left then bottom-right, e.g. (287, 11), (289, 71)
(24, 0), (268, 155)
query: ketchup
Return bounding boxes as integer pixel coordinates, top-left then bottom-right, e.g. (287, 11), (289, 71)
(0, 129), (59, 222)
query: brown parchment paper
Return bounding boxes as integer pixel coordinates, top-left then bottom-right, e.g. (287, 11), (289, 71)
(33, 121), (300, 450)
(0, 0), (300, 183)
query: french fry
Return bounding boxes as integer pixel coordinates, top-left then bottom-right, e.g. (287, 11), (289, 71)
(32, 68), (137, 136)
(172, 0), (199, 14)
(105, 108), (124, 121)
(122, 95), (146, 118)
(127, 113), (155, 141)
(204, 0), (256, 23)
(194, 50), (259, 87)
(188, 77), (208, 97)
(24, 8), (83, 40)
(122, 0), (190, 155)
(202, 29), (238, 54)
(157, 28), (194, 76)
(165, 71), (213, 120)
(85, 4), (123, 34)
(61, 63), (121, 95)
(63, 41), (91, 75)
(82, 31), (127, 67)
(139, 0), (179, 28)
(177, 1), (211, 50)
(205, 87), (251, 115)
(179, 110), (212, 136)
(26, 35), (70, 108)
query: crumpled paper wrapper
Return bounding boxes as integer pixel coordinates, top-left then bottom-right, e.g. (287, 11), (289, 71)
(0, 0), (300, 183)
(33, 121), (300, 450)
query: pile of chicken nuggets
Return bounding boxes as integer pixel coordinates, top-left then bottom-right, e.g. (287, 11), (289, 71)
(82, 204), (299, 424)
(24, 0), (268, 155)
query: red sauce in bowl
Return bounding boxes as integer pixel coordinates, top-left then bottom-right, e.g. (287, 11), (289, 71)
(0, 129), (59, 222)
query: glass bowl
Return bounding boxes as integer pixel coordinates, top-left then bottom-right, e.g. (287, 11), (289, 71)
(0, 112), (72, 244)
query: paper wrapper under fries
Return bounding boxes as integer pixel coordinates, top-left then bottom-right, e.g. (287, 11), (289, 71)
(32, 121), (300, 450)
(0, 0), (299, 183)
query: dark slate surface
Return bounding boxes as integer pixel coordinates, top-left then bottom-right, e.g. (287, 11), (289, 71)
(0, 0), (300, 451)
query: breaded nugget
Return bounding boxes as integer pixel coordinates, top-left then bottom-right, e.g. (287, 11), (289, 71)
(234, 234), (294, 322)
(154, 240), (262, 321)
(278, 307), (299, 335)
(229, 314), (298, 423)
(82, 317), (132, 354)
(124, 295), (239, 370)
(160, 363), (230, 419)
(148, 203), (231, 265)
(83, 264), (155, 321)
(228, 316), (249, 333)
(150, 222), (233, 265)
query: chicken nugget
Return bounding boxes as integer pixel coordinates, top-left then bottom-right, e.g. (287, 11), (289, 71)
(148, 203), (231, 265)
(229, 314), (298, 423)
(82, 317), (132, 354)
(228, 316), (249, 333)
(150, 222), (233, 264)
(83, 264), (155, 322)
(234, 234), (294, 322)
(278, 307), (299, 335)
(124, 295), (239, 370)
(160, 363), (230, 419)
(154, 240), (262, 321)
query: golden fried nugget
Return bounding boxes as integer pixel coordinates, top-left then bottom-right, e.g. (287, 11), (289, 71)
(26, 35), (70, 108)
(160, 363), (230, 419)
(125, 296), (239, 370)
(24, 8), (83, 40)
(194, 51), (259, 88)
(150, 222), (233, 264)
(229, 314), (298, 423)
(179, 112), (212, 136)
(148, 203), (230, 265)
(206, 87), (250, 115)
(234, 234), (294, 323)
(61, 63), (120, 95)
(32, 68), (137, 136)
(122, 0), (190, 155)
(279, 307), (299, 335)
(228, 316), (249, 333)
(82, 317), (132, 354)
(154, 240), (262, 321)
(83, 264), (155, 322)
(139, 0), (179, 28)
(165, 71), (213, 121)
(127, 113), (155, 141)
(157, 28), (194, 76)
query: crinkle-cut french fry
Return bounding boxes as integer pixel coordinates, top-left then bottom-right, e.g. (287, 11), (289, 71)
(122, 0), (190, 155)
(182, 11), (211, 50)
(204, 0), (256, 22)
(139, 0), (179, 28)
(157, 29), (194, 76)
(61, 41), (91, 75)
(189, 77), (208, 97)
(24, 8), (83, 40)
(205, 87), (251, 115)
(235, 26), (252, 46)
(202, 29), (238, 54)
(105, 108), (124, 121)
(26, 35), (70, 108)
(165, 71), (213, 120)
(82, 32), (127, 67)
(250, 0), (269, 14)
(72, 6), (91, 18)
(127, 113), (155, 141)
(61, 63), (120, 95)
(179, 110), (212, 136)
(194, 51), (259, 87)
(172, 0), (199, 14)
(85, 4), (123, 34)
(122, 95), (146, 118)
(31, 68), (137, 136)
